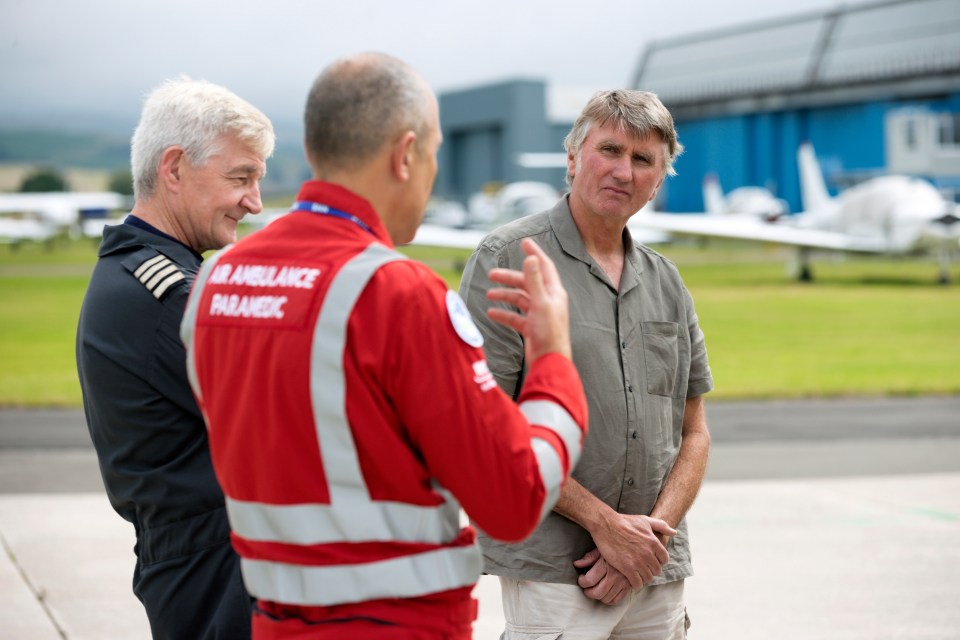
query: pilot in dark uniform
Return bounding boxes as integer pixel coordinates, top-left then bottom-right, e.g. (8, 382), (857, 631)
(77, 217), (251, 639)
(75, 77), (273, 639)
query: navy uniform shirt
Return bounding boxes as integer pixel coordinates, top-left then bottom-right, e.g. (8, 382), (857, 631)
(76, 217), (231, 562)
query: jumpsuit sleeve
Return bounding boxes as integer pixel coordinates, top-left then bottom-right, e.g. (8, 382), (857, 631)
(379, 262), (587, 543)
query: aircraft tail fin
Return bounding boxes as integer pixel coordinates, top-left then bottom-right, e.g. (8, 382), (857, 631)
(797, 142), (832, 211)
(703, 174), (725, 215)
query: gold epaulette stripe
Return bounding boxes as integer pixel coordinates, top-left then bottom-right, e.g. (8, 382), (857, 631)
(134, 255), (186, 299)
(152, 271), (186, 299)
(133, 254), (167, 279)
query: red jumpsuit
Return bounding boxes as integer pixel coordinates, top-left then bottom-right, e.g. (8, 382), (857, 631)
(181, 180), (587, 639)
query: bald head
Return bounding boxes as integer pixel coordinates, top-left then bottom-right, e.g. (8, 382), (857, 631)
(304, 52), (435, 177)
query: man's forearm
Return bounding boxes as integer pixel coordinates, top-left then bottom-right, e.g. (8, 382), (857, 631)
(650, 395), (711, 530)
(553, 476), (610, 534)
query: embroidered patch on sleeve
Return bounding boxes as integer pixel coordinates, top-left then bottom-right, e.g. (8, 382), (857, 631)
(445, 290), (484, 348)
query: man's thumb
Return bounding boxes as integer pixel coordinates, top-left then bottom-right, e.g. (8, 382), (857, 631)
(649, 518), (678, 537)
(573, 548), (601, 567)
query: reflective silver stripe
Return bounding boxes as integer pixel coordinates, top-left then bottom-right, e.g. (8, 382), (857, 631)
(519, 399), (583, 471)
(240, 544), (482, 606)
(309, 243), (407, 503)
(181, 246), (234, 406)
(133, 254), (166, 278)
(530, 437), (563, 521)
(226, 496), (460, 545)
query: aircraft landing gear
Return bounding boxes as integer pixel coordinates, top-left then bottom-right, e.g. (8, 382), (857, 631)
(791, 247), (814, 282)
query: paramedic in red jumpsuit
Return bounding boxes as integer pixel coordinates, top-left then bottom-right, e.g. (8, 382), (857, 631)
(181, 52), (589, 639)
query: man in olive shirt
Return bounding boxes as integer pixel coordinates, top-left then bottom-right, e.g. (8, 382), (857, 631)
(459, 90), (712, 639)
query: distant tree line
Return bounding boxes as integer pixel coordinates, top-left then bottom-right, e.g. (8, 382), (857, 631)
(19, 167), (66, 192)
(17, 167), (133, 195)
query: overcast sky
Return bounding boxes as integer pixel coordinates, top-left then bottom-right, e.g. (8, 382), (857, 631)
(2, 0), (839, 133)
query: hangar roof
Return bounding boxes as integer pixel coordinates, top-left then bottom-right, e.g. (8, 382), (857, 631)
(632, 0), (960, 118)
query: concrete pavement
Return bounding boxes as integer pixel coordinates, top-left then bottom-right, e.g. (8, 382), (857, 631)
(2, 399), (959, 639)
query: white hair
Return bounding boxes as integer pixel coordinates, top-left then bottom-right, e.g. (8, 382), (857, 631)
(131, 77), (275, 199)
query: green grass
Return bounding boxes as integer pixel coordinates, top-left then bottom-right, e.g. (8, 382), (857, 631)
(1, 237), (958, 406)
(670, 244), (960, 398)
(0, 274), (90, 406)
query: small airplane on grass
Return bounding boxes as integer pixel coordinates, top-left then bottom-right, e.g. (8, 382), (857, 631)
(0, 192), (128, 245)
(631, 142), (960, 283)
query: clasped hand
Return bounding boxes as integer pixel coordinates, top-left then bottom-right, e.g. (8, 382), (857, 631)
(573, 514), (676, 605)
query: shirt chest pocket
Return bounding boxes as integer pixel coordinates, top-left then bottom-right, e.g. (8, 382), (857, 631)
(641, 321), (679, 397)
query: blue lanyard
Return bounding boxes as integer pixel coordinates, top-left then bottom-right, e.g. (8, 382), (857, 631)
(292, 201), (374, 236)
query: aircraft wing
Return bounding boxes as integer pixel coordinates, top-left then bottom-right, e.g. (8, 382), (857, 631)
(409, 224), (487, 250)
(410, 220), (671, 251)
(0, 217), (57, 243)
(242, 214), (488, 250)
(625, 219), (672, 245)
(632, 212), (889, 253)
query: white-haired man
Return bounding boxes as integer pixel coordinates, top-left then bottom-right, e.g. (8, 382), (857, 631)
(460, 90), (713, 639)
(77, 78), (275, 639)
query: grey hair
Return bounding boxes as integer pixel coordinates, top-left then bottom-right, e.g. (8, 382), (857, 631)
(563, 90), (683, 185)
(131, 77), (275, 200)
(304, 52), (434, 175)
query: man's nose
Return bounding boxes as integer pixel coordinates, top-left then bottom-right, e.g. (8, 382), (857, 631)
(611, 155), (632, 181)
(242, 183), (263, 215)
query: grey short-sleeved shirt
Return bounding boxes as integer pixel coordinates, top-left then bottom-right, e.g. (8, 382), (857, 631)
(459, 196), (713, 585)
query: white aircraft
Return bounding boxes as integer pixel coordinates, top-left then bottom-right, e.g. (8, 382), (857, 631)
(411, 182), (566, 249)
(632, 142), (960, 283)
(702, 174), (789, 221)
(411, 177), (808, 251)
(411, 181), (673, 249)
(0, 191), (128, 244)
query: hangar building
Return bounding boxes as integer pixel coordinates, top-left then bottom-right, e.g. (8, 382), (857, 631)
(434, 0), (960, 214)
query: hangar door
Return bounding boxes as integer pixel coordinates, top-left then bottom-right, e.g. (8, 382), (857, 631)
(448, 126), (503, 201)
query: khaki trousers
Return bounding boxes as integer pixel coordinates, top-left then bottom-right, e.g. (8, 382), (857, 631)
(498, 577), (688, 640)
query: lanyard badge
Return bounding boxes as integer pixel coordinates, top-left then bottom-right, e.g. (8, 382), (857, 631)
(292, 201), (374, 236)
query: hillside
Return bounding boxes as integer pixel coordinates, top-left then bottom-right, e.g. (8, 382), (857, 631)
(0, 130), (130, 171)
(0, 129), (307, 196)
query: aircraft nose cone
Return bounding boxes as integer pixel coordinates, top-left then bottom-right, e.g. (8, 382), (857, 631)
(933, 212), (960, 226)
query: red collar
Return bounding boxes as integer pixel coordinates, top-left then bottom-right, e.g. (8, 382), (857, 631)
(293, 180), (394, 248)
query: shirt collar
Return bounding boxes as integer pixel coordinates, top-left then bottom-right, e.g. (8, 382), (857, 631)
(293, 180), (394, 248)
(124, 214), (204, 261)
(548, 194), (644, 283)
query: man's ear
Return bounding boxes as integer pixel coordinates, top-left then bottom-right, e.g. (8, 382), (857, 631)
(390, 131), (417, 182)
(567, 149), (577, 182)
(648, 173), (666, 203)
(159, 147), (186, 193)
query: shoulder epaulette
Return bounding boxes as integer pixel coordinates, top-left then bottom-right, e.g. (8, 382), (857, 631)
(131, 253), (186, 300)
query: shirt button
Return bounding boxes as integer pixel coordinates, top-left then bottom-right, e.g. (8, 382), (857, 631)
(627, 385), (634, 393)
(631, 431), (638, 440)
(626, 478), (635, 486)
(621, 341), (626, 350)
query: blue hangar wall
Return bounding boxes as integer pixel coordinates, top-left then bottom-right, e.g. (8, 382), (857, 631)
(435, 77), (960, 213)
(665, 92), (960, 214)
(633, 0), (960, 213)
